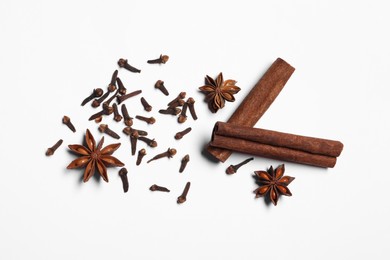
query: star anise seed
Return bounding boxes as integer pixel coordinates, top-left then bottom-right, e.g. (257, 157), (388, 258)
(199, 72), (240, 113)
(253, 164), (295, 206)
(67, 129), (124, 183)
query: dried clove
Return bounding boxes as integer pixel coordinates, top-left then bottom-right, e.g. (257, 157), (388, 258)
(108, 70), (118, 92)
(168, 99), (185, 109)
(62, 116), (76, 132)
(121, 104), (133, 126)
(98, 124), (120, 139)
(159, 107), (181, 115)
(179, 154), (190, 173)
(116, 77), (127, 95)
(123, 127), (148, 136)
(118, 58), (141, 73)
(175, 127), (192, 140)
(226, 157), (254, 174)
(135, 115), (156, 124)
(140, 97), (152, 112)
(136, 148), (146, 166)
(147, 54), (169, 64)
(154, 80), (169, 96)
(130, 130), (139, 155)
(177, 182), (191, 204)
(167, 92), (186, 107)
(46, 139), (63, 156)
(178, 102), (188, 123)
(92, 91), (110, 108)
(138, 136), (157, 147)
(149, 184), (170, 192)
(89, 106), (113, 121)
(103, 90), (118, 109)
(112, 103), (122, 122)
(81, 88), (103, 106)
(147, 148), (176, 163)
(94, 116), (103, 123)
(117, 90), (142, 104)
(119, 168), (129, 193)
(186, 97), (198, 120)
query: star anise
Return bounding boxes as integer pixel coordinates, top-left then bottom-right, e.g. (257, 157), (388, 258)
(253, 164), (295, 206)
(67, 129), (124, 183)
(199, 72), (240, 113)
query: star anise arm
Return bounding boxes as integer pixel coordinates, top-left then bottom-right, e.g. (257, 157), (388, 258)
(216, 72), (223, 86)
(276, 185), (292, 196)
(199, 85), (215, 93)
(254, 185), (271, 198)
(274, 164), (285, 180)
(83, 160), (96, 182)
(85, 129), (96, 151)
(255, 170), (273, 182)
(96, 159), (109, 182)
(270, 186), (279, 206)
(278, 176), (295, 186)
(68, 145), (90, 155)
(220, 91), (236, 102)
(100, 143), (121, 155)
(214, 93), (225, 109)
(100, 155), (125, 167)
(67, 156), (91, 169)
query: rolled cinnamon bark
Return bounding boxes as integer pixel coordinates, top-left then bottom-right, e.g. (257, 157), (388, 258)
(209, 135), (337, 168)
(206, 58), (295, 162)
(213, 122), (343, 157)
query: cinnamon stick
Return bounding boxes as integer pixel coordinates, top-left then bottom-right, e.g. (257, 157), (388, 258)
(213, 122), (343, 157)
(206, 58), (295, 162)
(209, 135), (337, 168)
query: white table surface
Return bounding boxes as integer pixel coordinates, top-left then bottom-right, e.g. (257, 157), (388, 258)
(1, 1), (389, 259)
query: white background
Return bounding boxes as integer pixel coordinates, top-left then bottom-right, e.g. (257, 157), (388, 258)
(1, 0), (389, 259)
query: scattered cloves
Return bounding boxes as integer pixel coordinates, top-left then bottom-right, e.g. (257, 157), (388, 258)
(167, 92), (186, 107)
(116, 77), (127, 95)
(147, 148), (176, 163)
(159, 107), (181, 115)
(130, 130), (139, 155)
(121, 104), (133, 126)
(136, 115), (156, 124)
(177, 182), (191, 204)
(62, 116), (76, 132)
(46, 139), (63, 156)
(138, 136), (157, 147)
(186, 97), (198, 120)
(98, 124), (120, 139)
(119, 168), (129, 193)
(118, 58), (141, 73)
(117, 90), (142, 104)
(89, 106), (113, 121)
(136, 148), (146, 166)
(226, 157), (254, 175)
(149, 184), (170, 192)
(168, 99), (185, 109)
(179, 154), (190, 173)
(175, 127), (192, 140)
(178, 102), (188, 123)
(108, 70), (118, 92)
(154, 80), (169, 96)
(103, 90), (118, 109)
(123, 127), (148, 136)
(94, 116), (103, 123)
(147, 54), (169, 64)
(92, 91), (110, 108)
(112, 103), (122, 122)
(81, 88), (103, 106)
(140, 97), (152, 112)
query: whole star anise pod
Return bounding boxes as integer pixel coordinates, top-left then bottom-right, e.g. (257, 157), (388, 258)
(67, 129), (124, 183)
(253, 164), (295, 206)
(199, 72), (240, 113)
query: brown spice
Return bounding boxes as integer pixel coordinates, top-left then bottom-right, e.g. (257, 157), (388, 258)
(46, 139), (63, 156)
(253, 164), (294, 206)
(140, 97), (152, 112)
(62, 116), (76, 132)
(206, 58), (295, 162)
(199, 72), (240, 113)
(179, 154), (190, 173)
